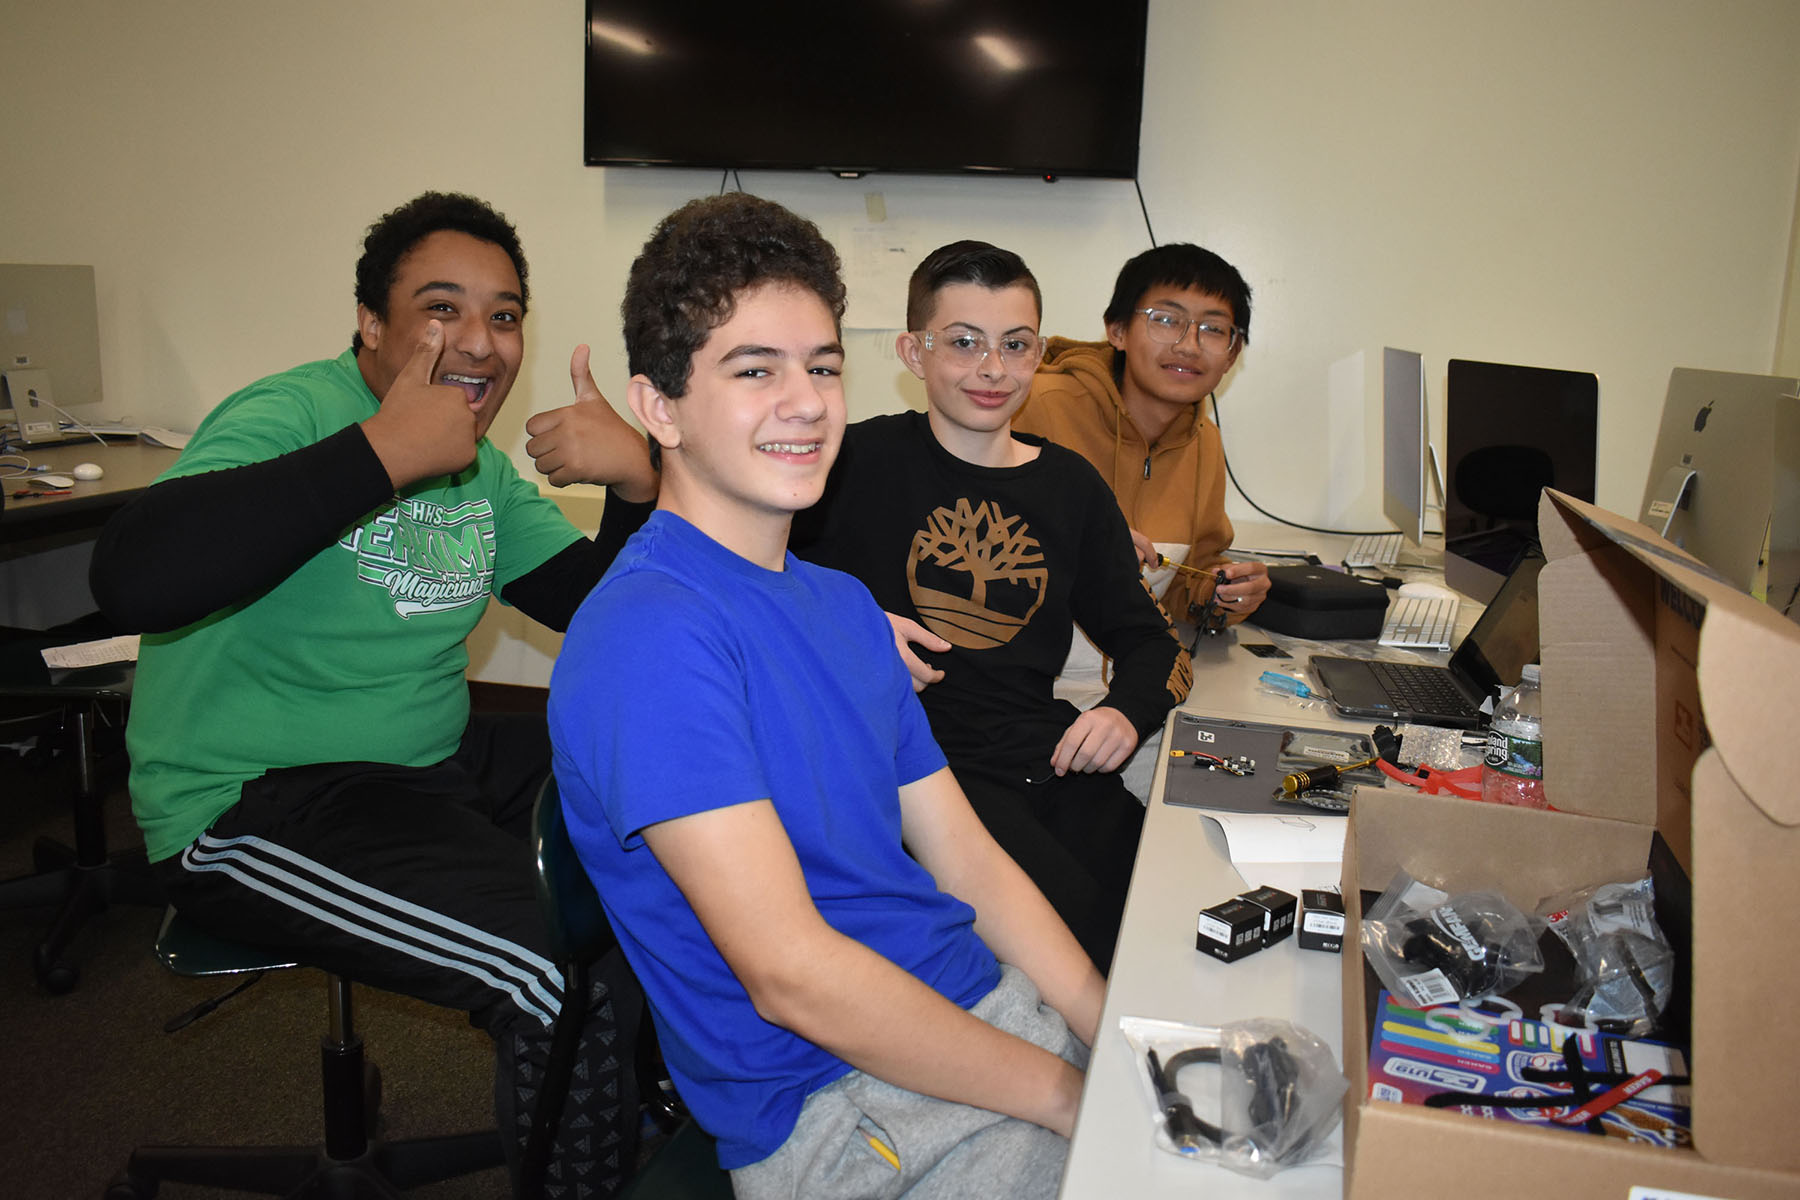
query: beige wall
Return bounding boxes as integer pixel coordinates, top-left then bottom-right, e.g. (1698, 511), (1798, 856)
(6, 1), (1798, 682)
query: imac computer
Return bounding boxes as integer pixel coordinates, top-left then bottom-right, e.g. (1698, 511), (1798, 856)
(1381, 347), (1448, 547)
(1443, 358), (1598, 603)
(1638, 367), (1800, 623)
(1382, 347), (1428, 545)
(0, 263), (108, 445)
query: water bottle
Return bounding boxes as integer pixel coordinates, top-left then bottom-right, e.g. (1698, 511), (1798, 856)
(1481, 664), (1547, 808)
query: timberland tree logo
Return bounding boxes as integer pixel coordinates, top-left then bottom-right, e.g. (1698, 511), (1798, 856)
(340, 498), (496, 618)
(908, 498), (1047, 649)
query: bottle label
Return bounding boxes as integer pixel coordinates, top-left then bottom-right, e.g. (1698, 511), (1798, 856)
(1484, 729), (1543, 780)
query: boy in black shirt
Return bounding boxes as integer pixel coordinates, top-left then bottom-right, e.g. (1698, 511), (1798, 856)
(792, 242), (1191, 971)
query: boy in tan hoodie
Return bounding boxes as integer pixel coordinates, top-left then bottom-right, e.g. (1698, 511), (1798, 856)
(1016, 244), (1270, 624)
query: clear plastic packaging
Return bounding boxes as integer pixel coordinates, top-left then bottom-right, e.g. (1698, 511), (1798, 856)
(1539, 875), (1675, 1037)
(1360, 870), (1546, 1006)
(1120, 1015), (1347, 1178)
(1481, 663), (1547, 807)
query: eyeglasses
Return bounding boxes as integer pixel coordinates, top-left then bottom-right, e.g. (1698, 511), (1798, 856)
(1136, 308), (1242, 354)
(916, 329), (1046, 370)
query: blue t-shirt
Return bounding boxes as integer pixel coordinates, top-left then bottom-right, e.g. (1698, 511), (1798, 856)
(548, 511), (1000, 1169)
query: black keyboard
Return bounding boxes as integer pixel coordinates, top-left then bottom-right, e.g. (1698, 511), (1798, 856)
(1367, 661), (1479, 719)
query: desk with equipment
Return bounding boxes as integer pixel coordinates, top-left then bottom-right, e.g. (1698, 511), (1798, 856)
(1064, 495), (1800, 1199)
(1059, 522), (1484, 1200)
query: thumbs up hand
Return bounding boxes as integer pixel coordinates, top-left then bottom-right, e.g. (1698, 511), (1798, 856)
(525, 343), (658, 502)
(360, 321), (482, 488)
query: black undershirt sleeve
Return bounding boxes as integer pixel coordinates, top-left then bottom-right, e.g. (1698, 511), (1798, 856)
(499, 492), (655, 632)
(89, 425), (395, 634)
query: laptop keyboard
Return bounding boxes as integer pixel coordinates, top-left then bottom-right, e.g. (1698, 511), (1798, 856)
(1378, 594), (1458, 650)
(1343, 532), (1403, 567)
(1366, 661), (1479, 719)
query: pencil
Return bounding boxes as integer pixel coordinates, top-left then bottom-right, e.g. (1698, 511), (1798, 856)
(865, 1133), (901, 1171)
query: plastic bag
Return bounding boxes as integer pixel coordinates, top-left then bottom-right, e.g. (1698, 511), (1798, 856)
(1539, 875), (1675, 1037)
(1360, 870), (1546, 1007)
(1119, 1015), (1347, 1178)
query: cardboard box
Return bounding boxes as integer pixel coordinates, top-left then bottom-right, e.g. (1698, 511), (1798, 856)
(1338, 491), (1800, 1199)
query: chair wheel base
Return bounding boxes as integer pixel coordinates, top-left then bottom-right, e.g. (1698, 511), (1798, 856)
(35, 945), (78, 994)
(102, 1169), (156, 1199)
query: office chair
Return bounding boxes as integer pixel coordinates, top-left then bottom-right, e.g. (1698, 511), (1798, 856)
(107, 908), (506, 1198)
(526, 775), (731, 1200)
(0, 629), (161, 992)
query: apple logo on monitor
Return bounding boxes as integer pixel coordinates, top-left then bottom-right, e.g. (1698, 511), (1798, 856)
(1694, 400), (1713, 432)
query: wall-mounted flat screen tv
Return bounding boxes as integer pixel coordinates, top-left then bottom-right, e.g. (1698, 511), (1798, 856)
(584, 1), (1150, 178)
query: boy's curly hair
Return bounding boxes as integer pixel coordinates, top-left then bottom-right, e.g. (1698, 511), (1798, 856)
(623, 194), (846, 400)
(352, 192), (527, 352)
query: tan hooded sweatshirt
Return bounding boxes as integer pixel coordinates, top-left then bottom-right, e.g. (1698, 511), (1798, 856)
(1015, 337), (1233, 619)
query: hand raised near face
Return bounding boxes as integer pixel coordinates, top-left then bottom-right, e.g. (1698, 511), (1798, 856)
(360, 321), (482, 489)
(525, 344), (659, 503)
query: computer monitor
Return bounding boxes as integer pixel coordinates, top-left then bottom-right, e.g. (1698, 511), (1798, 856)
(1382, 347), (1428, 545)
(1638, 367), (1800, 622)
(1443, 358), (1598, 603)
(0, 263), (107, 444)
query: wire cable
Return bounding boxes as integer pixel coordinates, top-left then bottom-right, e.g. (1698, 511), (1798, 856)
(38, 400), (110, 449)
(1133, 176), (1157, 247)
(1211, 393), (1392, 538)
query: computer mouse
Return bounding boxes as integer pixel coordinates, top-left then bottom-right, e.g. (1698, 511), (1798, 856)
(1396, 580), (1458, 601)
(72, 462), (104, 481)
(33, 473), (75, 489)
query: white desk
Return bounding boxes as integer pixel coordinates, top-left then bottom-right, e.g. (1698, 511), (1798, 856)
(1059, 523), (1466, 1199)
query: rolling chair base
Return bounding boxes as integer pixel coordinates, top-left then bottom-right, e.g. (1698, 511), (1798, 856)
(114, 910), (508, 1199)
(1, 838), (162, 993)
(108, 1128), (506, 1199)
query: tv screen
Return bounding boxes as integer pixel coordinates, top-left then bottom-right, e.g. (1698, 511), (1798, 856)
(584, 1), (1149, 178)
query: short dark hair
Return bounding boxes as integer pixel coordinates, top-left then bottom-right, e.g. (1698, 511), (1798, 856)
(1103, 244), (1252, 382)
(904, 240), (1043, 332)
(351, 192), (529, 352)
(622, 194), (846, 401)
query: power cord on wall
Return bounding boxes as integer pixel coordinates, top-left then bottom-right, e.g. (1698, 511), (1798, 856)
(1212, 394), (1392, 538)
(1133, 176), (1157, 247)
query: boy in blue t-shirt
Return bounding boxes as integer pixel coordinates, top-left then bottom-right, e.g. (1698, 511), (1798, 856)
(548, 195), (1104, 1197)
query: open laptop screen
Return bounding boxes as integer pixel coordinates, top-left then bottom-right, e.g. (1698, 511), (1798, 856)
(1450, 551), (1544, 698)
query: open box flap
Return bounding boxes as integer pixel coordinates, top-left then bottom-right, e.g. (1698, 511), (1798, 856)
(1693, 600), (1800, 827)
(1689, 747), (1800, 1171)
(1539, 491), (1800, 829)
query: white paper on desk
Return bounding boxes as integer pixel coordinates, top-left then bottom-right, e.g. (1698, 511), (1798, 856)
(41, 635), (140, 669)
(138, 425), (191, 450)
(1198, 810), (1347, 866)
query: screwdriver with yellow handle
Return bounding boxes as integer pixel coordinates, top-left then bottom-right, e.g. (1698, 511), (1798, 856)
(1154, 553), (1217, 580)
(1279, 755), (1379, 797)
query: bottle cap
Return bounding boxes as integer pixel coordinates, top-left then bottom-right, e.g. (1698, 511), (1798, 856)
(1520, 663), (1541, 682)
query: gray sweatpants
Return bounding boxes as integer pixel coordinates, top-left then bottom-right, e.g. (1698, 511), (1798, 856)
(731, 964), (1088, 1200)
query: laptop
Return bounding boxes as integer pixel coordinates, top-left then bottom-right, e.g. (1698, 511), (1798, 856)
(1308, 553), (1543, 729)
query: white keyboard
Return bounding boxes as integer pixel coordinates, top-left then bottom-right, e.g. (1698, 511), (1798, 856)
(1378, 594), (1459, 650)
(1343, 531), (1403, 568)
